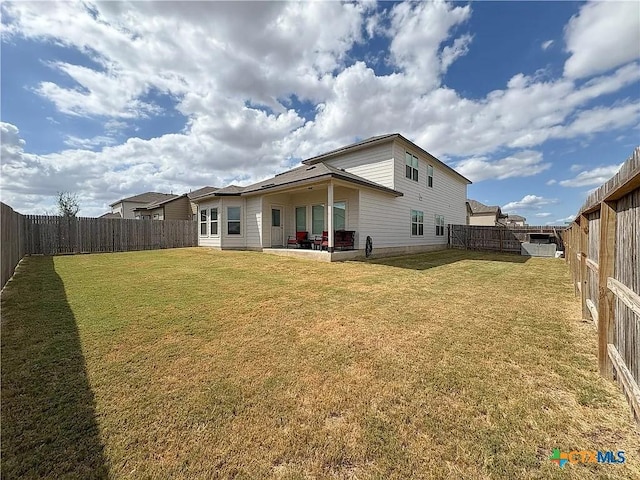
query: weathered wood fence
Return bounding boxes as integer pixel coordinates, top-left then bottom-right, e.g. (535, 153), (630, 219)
(0, 203), (198, 289)
(22, 215), (197, 255)
(563, 146), (640, 423)
(1, 203), (27, 290)
(449, 225), (565, 253)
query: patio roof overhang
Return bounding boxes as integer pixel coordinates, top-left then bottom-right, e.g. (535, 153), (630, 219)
(240, 173), (403, 198)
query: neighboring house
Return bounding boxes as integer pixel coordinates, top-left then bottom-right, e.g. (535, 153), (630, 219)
(504, 214), (527, 227)
(99, 212), (122, 219)
(109, 192), (177, 219)
(191, 133), (471, 258)
(105, 188), (218, 220)
(133, 194), (193, 220)
(466, 199), (507, 226)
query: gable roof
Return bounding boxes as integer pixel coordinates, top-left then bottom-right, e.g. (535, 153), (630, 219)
(99, 212), (122, 219)
(467, 199), (501, 215)
(506, 214), (526, 222)
(187, 186), (218, 200)
(109, 192), (175, 207)
(302, 133), (471, 185)
(190, 162), (403, 202)
(133, 194), (182, 211)
(214, 184), (245, 195)
(241, 162), (403, 197)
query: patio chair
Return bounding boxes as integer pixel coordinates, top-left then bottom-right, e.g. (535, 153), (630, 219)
(287, 231), (308, 248)
(334, 230), (355, 250)
(320, 231), (328, 250)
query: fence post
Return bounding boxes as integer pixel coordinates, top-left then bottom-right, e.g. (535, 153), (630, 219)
(598, 201), (617, 379)
(579, 214), (589, 320)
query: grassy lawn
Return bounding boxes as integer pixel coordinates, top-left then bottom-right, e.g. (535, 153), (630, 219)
(2, 248), (638, 479)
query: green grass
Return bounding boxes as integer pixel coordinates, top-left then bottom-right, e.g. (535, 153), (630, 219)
(2, 248), (638, 479)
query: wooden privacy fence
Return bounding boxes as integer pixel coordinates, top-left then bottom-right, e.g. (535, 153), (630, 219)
(564, 146), (640, 423)
(22, 215), (197, 255)
(0, 203), (198, 289)
(1, 203), (27, 290)
(449, 225), (565, 253)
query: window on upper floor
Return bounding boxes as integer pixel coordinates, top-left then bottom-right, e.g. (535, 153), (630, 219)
(411, 209), (424, 236)
(405, 152), (418, 182)
(427, 165), (434, 188)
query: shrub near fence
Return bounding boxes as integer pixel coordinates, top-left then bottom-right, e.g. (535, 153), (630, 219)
(564, 146), (640, 424)
(0, 203), (198, 289)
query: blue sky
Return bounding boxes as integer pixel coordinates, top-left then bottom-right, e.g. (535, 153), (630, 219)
(1, 1), (639, 220)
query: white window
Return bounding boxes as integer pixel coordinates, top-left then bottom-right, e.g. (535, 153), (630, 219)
(427, 165), (434, 188)
(295, 206), (306, 232)
(200, 208), (207, 235)
(406, 152), (418, 182)
(210, 208), (218, 235)
(411, 210), (424, 236)
(312, 204), (324, 235)
(435, 215), (445, 236)
(334, 201), (346, 230)
(227, 206), (241, 235)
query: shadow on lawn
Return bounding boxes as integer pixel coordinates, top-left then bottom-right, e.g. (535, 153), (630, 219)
(359, 248), (529, 271)
(1, 256), (109, 479)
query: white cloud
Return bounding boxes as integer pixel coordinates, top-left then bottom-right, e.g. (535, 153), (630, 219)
(1, 1), (639, 215)
(558, 164), (623, 187)
(564, 1), (640, 79)
(388, 1), (471, 88)
(570, 164), (582, 172)
(455, 150), (551, 182)
(503, 195), (556, 211)
(541, 40), (554, 51)
(64, 135), (118, 149)
(546, 179), (557, 185)
(555, 215), (576, 224)
(535, 212), (552, 218)
(441, 34), (473, 72)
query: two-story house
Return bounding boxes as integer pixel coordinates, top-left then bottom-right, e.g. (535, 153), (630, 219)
(109, 192), (177, 219)
(191, 134), (471, 260)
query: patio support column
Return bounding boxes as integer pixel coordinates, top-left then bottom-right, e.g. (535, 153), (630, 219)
(327, 181), (334, 253)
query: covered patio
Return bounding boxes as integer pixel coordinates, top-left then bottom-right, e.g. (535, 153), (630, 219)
(258, 179), (361, 253)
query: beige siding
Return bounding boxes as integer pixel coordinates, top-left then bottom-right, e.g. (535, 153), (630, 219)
(197, 199), (221, 248)
(469, 214), (497, 226)
(221, 198), (245, 249)
(120, 201), (148, 219)
(111, 204), (123, 217)
(245, 196), (263, 248)
(323, 142), (395, 189)
(163, 196), (192, 220)
(356, 140), (467, 249)
(149, 207), (164, 220)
